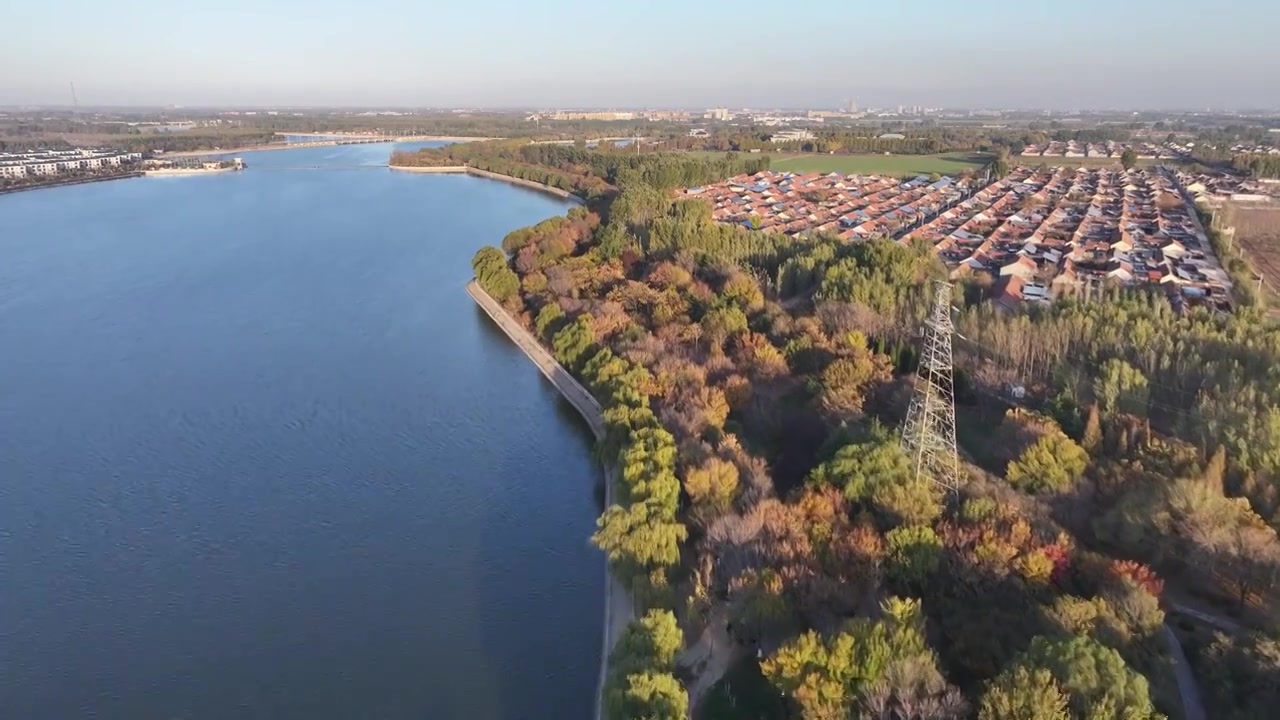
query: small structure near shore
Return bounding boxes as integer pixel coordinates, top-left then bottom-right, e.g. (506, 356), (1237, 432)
(143, 156), (245, 175)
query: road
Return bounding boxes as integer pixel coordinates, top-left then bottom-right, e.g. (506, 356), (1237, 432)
(1162, 624), (1207, 720)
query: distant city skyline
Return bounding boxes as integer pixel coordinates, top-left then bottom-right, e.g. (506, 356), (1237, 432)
(4, 0), (1278, 109)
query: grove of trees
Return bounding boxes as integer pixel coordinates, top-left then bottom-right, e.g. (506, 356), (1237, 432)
(464, 143), (1280, 720)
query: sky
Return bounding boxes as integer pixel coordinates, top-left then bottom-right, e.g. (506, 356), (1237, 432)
(4, 0), (1279, 110)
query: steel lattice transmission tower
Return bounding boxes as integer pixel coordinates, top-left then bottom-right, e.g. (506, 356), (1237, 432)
(901, 281), (960, 494)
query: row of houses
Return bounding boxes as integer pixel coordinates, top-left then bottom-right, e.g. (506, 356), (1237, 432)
(685, 170), (975, 240)
(1021, 140), (1190, 160)
(0, 149), (144, 179)
(1229, 143), (1280, 155)
(906, 166), (1233, 310)
(1176, 171), (1277, 203)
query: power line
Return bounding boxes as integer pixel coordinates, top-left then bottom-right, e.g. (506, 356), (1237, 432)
(902, 281), (961, 495)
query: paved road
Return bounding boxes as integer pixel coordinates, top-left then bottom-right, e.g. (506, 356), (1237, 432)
(1168, 601), (1243, 634)
(1162, 624), (1207, 720)
(467, 282), (632, 720)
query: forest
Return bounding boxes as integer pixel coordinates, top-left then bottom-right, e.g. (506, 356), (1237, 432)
(1233, 154), (1280, 179)
(392, 141), (770, 200)
(470, 147), (1280, 720)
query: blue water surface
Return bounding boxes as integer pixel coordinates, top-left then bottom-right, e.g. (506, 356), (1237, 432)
(0, 142), (603, 720)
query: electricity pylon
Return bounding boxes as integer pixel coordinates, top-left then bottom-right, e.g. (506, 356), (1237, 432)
(901, 280), (960, 494)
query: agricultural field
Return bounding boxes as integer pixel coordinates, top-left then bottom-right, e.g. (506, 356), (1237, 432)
(765, 151), (990, 176)
(1223, 203), (1280, 311)
(1015, 155), (1170, 169)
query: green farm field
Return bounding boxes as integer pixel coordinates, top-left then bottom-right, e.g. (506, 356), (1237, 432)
(766, 151), (990, 176)
(676, 151), (989, 176)
(676, 151), (990, 176)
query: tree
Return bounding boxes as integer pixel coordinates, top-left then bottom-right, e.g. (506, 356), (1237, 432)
(1199, 632), (1280, 720)
(702, 305), (749, 351)
(1012, 635), (1160, 720)
(1120, 149), (1138, 170)
(991, 150), (1011, 179)
(1006, 433), (1089, 494)
(592, 499), (688, 578)
(614, 672), (687, 720)
(818, 333), (893, 421)
(885, 525), (943, 590)
(684, 457), (739, 516)
(1096, 358), (1149, 417)
(471, 245), (521, 302)
(534, 302), (565, 339)
(1081, 404), (1102, 454)
(764, 597), (963, 720)
(979, 667), (1070, 720)
(1204, 444), (1227, 494)
(605, 611), (688, 720)
(552, 316), (595, 371)
(813, 435), (942, 528)
(612, 609), (683, 676)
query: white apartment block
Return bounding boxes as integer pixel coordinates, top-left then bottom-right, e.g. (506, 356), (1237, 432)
(0, 149), (142, 180)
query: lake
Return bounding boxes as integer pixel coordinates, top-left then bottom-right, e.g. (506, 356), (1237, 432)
(0, 143), (604, 719)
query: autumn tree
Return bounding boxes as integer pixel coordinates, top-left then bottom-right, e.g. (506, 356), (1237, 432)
(763, 597), (962, 720)
(685, 457), (740, 518)
(1006, 433), (1089, 494)
(979, 666), (1070, 720)
(818, 331), (893, 422)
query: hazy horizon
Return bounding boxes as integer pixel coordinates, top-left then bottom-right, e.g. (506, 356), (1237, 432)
(4, 0), (1278, 110)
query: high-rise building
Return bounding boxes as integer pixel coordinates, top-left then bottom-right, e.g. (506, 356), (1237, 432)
(847, 97), (858, 113)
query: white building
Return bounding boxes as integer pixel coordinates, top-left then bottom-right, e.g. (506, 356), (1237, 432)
(0, 149), (142, 179)
(771, 129), (816, 143)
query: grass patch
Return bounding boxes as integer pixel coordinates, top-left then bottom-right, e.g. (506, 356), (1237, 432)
(701, 657), (786, 720)
(1014, 155), (1174, 168)
(766, 152), (991, 177)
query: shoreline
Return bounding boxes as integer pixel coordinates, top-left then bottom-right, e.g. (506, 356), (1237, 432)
(465, 281), (631, 720)
(144, 167), (240, 177)
(390, 164), (585, 205)
(167, 135), (495, 158)
(278, 133), (500, 142)
(0, 172), (143, 196)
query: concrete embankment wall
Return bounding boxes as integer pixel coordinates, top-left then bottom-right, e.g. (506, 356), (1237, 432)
(466, 281), (603, 439)
(462, 168), (584, 204)
(144, 168), (238, 176)
(389, 165), (469, 174)
(465, 281), (630, 720)
(390, 165), (585, 205)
